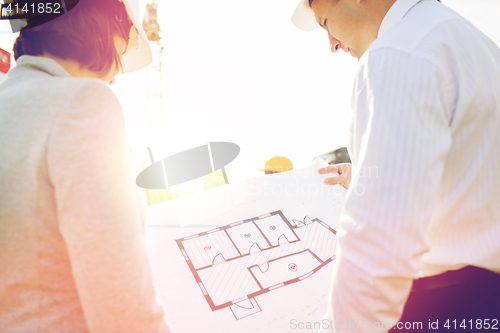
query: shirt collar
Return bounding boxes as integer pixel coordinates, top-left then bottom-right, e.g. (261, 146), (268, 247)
(14, 55), (72, 78)
(378, 0), (423, 38)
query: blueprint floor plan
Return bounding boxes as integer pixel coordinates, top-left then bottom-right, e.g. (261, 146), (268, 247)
(145, 160), (346, 332)
(176, 210), (337, 320)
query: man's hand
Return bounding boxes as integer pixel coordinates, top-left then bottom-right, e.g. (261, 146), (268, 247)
(318, 163), (352, 189)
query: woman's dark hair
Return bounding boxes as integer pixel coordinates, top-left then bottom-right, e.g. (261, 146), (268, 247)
(13, 0), (132, 75)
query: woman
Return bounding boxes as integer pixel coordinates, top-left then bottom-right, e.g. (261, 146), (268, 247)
(0, 0), (170, 332)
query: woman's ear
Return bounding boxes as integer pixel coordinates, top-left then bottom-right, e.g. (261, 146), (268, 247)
(127, 27), (140, 52)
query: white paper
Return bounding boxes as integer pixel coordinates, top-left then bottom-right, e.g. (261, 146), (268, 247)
(147, 158), (346, 228)
(145, 159), (347, 333)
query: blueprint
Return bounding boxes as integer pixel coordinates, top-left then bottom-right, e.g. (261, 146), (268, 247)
(145, 159), (347, 332)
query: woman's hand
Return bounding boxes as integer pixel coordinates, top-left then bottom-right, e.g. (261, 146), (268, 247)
(318, 163), (352, 189)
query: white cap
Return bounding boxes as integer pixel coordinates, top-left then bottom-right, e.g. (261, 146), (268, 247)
(120, 0), (152, 73)
(291, 0), (320, 31)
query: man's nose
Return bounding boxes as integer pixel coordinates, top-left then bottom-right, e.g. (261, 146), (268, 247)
(328, 33), (341, 53)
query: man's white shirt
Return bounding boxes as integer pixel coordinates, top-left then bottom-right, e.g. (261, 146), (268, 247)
(322, 0), (500, 332)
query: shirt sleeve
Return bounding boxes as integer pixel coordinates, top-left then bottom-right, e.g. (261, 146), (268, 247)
(322, 49), (453, 332)
(47, 79), (170, 333)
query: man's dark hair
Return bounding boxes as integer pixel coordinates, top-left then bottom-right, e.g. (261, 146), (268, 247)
(13, 0), (131, 75)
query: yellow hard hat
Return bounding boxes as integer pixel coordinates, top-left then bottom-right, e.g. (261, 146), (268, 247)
(259, 156), (293, 173)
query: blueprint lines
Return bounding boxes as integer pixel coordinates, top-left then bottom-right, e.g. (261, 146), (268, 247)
(175, 210), (337, 320)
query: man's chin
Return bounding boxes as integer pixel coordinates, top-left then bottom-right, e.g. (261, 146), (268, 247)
(346, 48), (357, 59)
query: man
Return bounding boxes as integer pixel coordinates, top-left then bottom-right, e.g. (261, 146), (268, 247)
(292, 0), (500, 331)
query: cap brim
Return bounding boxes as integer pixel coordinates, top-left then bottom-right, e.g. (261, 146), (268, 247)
(121, 0), (153, 73)
(291, 0), (320, 31)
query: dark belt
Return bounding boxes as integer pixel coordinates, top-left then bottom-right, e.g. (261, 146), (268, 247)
(411, 266), (499, 292)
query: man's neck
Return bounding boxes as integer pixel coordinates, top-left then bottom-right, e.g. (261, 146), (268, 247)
(357, 0), (398, 57)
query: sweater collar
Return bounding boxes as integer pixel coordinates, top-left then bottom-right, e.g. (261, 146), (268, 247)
(15, 55), (72, 78)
